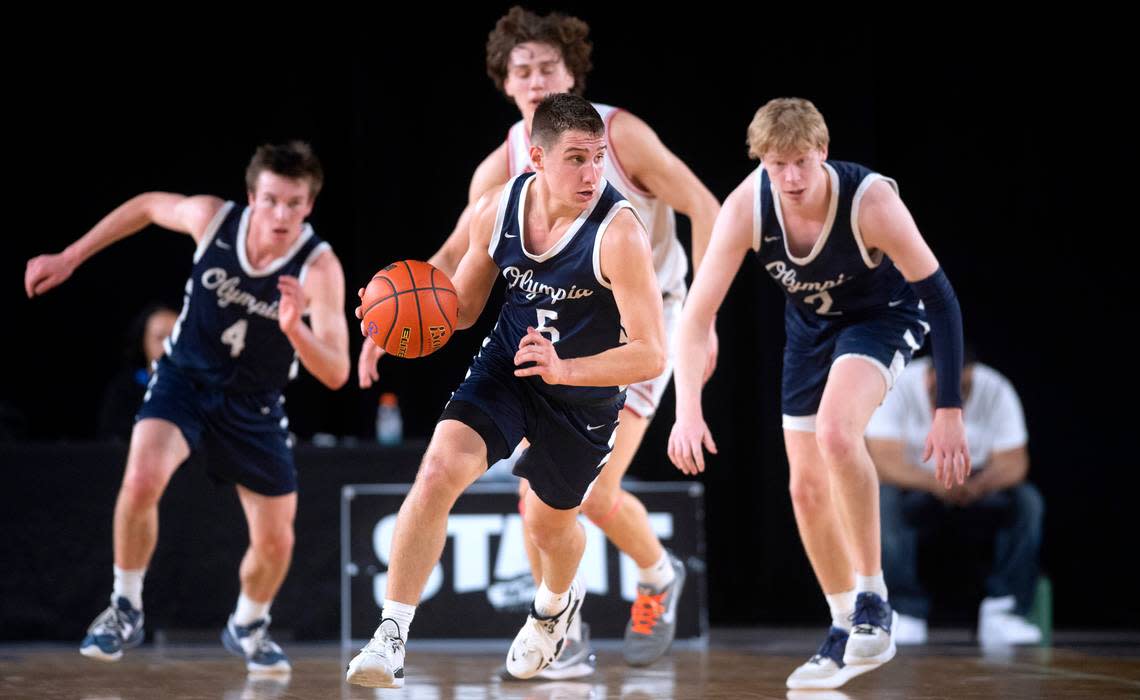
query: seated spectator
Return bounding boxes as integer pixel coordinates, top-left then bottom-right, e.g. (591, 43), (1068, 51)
(866, 351), (1044, 646)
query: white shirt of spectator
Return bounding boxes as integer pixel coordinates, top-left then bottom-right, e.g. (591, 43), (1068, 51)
(865, 357), (1027, 471)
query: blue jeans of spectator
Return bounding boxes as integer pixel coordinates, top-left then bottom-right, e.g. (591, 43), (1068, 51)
(880, 481), (1044, 618)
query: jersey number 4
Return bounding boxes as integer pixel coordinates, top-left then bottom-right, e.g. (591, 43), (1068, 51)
(221, 319), (248, 357)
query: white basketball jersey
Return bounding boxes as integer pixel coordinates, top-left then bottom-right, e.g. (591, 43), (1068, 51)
(506, 103), (687, 292)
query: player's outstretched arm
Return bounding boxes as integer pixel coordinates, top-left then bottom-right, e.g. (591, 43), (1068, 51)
(609, 111), (723, 381)
(359, 148), (511, 388)
(25, 193), (223, 298)
(608, 111), (721, 270)
(859, 180), (970, 487)
(668, 174), (754, 475)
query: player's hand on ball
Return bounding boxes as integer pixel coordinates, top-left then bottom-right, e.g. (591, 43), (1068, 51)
(514, 327), (566, 385)
(359, 261), (456, 358)
(354, 287), (368, 335)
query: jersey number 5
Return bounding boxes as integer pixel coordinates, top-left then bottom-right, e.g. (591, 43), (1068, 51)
(536, 309), (560, 343)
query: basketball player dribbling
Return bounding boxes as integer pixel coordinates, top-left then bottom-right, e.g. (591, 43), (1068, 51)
(346, 94), (667, 689)
(357, 7), (721, 673)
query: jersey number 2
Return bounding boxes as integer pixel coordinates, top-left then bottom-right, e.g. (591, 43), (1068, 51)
(804, 290), (837, 315)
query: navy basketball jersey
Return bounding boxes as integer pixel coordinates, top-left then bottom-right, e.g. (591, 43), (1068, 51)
(165, 202), (329, 393)
(484, 172), (636, 404)
(753, 160), (916, 318)
(507, 103), (687, 293)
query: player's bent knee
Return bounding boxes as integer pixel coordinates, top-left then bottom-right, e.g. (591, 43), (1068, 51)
(815, 421), (860, 464)
(526, 517), (577, 553)
(581, 487), (620, 525)
(416, 449), (481, 500)
(524, 497), (580, 550)
(251, 528), (294, 564)
(119, 466), (167, 507)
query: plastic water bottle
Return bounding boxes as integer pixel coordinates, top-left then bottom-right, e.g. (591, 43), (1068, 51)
(375, 392), (403, 446)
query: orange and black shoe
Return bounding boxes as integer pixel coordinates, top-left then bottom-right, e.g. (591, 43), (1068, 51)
(622, 552), (686, 666)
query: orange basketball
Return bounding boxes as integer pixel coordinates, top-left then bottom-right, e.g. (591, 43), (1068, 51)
(361, 260), (458, 358)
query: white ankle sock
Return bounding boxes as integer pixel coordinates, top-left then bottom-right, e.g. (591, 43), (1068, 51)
(534, 582), (571, 618)
(233, 593), (271, 626)
(826, 588), (856, 631)
(381, 599), (416, 642)
(856, 571), (888, 600)
(638, 551), (676, 590)
(112, 566), (145, 611)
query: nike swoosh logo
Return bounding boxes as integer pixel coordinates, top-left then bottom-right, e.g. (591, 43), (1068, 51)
(763, 236), (779, 243)
(215, 240), (232, 249)
(586, 423), (606, 431)
(888, 299), (904, 307)
(505, 233), (517, 238)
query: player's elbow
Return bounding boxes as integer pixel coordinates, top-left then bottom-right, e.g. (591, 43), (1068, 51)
(644, 356), (667, 383)
(640, 339), (667, 382)
(456, 302), (482, 331)
(321, 361), (351, 391)
(134, 192), (167, 221)
(693, 191), (721, 226)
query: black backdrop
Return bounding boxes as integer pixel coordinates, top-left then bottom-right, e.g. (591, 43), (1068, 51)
(3, 8), (1133, 629)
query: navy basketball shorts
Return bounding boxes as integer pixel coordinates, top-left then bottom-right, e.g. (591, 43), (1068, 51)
(439, 356), (624, 511)
(137, 358), (297, 496)
(781, 303), (928, 432)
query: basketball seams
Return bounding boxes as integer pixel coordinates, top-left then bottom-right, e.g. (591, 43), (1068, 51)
(401, 260), (426, 358)
(364, 261), (458, 358)
(374, 276), (399, 348)
(367, 287), (455, 307)
(367, 286), (451, 303)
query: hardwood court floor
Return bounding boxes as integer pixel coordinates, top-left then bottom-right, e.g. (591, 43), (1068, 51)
(2, 629), (1138, 699)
